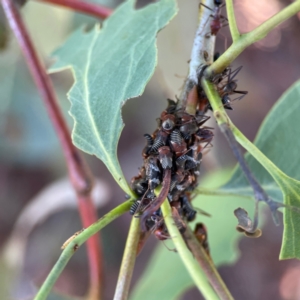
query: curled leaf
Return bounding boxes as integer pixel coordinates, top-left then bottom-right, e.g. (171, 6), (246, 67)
(234, 207), (262, 238)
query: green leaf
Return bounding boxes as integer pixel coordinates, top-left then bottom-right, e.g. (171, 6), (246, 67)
(49, 0), (177, 195)
(130, 170), (254, 300)
(222, 80), (300, 259)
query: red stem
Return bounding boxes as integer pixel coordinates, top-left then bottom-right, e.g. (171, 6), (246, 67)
(2, 0), (103, 297)
(35, 0), (112, 19)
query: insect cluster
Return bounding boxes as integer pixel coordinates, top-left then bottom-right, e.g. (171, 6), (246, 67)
(129, 98), (213, 242)
(127, 58), (248, 252)
(128, 0), (248, 251)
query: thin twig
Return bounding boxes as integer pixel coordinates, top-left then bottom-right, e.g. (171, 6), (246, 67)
(183, 226), (234, 300)
(195, 187), (254, 201)
(219, 123), (263, 230)
(34, 200), (132, 300)
(161, 200), (219, 300)
(178, 0), (216, 112)
(34, 0), (112, 19)
(113, 218), (140, 300)
(2, 0), (103, 297)
(200, 78), (291, 227)
(225, 0), (239, 42)
(206, 0), (300, 76)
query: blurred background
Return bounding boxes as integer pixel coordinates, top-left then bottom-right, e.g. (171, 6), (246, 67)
(1, 0), (300, 299)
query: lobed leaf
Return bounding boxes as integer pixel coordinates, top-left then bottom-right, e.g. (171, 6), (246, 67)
(49, 0), (177, 195)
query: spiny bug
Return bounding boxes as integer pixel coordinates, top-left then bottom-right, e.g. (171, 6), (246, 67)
(149, 129), (169, 154)
(142, 133), (154, 158)
(131, 167), (148, 196)
(145, 156), (161, 191)
(169, 129), (187, 157)
(181, 195), (197, 222)
(158, 146), (173, 169)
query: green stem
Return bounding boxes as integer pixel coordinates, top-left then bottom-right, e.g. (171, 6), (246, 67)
(206, 0), (300, 75)
(201, 78), (291, 191)
(231, 125), (289, 186)
(195, 187), (253, 201)
(161, 200), (219, 300)
(34, 200), (132, 300)
(183, 227), (234, 300)
(113, 218), (140, 300)
(225, 0), (239, 42)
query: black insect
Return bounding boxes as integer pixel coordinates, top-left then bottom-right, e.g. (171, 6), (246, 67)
(170, 129), (187, 157)
(181, 195), (197, 222)
(142, 134), (153, 158)
(170, 170), (186, 192)
(196, 128), (214, 144)
(149, 129), (169, 154)
(145, 156), (161, 190)
(218, 66), (248, 110)
(151, 213), (170, 240)
(130, 200), (141, 215)
(158, 146), (173, 169)
(179, 114), (199, 139)
(130, 97), (214, 249)
(131, 167), (148, 196)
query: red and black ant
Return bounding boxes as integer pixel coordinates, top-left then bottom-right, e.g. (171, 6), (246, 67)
(200, 0), (228, 37)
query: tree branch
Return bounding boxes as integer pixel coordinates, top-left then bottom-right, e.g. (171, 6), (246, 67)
(178, 0), (216, 112)
(34, 0), (112, 19)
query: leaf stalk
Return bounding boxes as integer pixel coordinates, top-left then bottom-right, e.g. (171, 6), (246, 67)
(225, 0), (239, 42)
(161, 200), (220, 300)
(113, 218), (140, 300)
(34, 200), (132, 300)
(183, 226), (234, 300)
(206, 0), (300, 76)
(34, 0), (112, 19)
(2, 0), (103, 296)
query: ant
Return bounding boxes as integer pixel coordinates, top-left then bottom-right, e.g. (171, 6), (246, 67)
(194, 223), (210, 257)
(200, 0), (228, 37)
(217, 66), (248, 110)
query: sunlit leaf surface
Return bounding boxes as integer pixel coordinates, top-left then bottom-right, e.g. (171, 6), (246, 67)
(49, 0), (177, 195)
